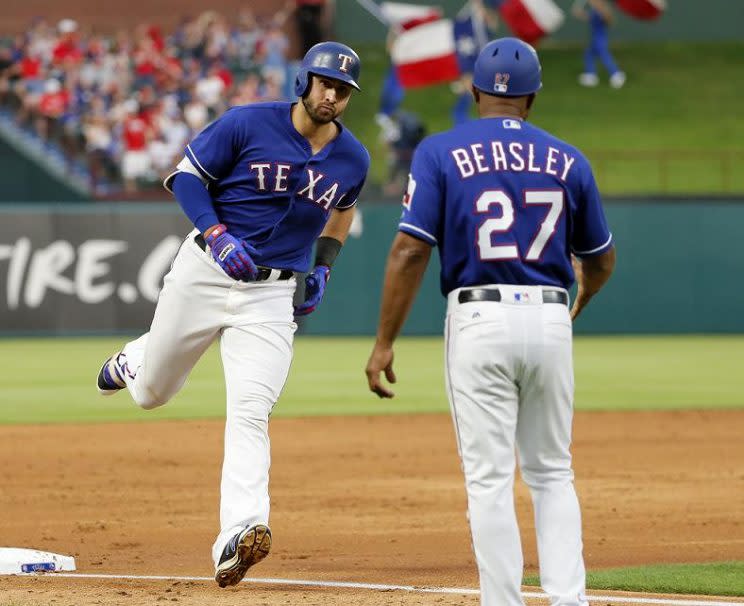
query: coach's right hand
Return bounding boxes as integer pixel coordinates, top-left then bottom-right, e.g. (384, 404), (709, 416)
(366, 341), (397, 399)
(205, 224), (258, 281)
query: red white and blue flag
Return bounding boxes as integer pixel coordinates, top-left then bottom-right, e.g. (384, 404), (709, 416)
(454, 1), (490, 74)
(498, 0), (564, 44)
(389, 15), (461, 88)
(615, 0), (666, 20)
(379, 1), (443, 30)
(380, 0), (562, 89)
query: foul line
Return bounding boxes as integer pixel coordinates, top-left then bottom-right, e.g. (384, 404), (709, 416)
(41, 573), (743, 606)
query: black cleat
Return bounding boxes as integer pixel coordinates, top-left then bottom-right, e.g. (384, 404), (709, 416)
(96, 352), (127, 396)
(215, 525), (272, 588)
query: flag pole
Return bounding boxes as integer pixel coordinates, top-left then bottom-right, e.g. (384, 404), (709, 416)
(353, 0), (391, 26)
(457, 0), (489, 48)
(471, 0), (489, 48)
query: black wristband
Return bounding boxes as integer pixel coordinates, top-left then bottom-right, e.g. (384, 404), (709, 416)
(314, 236), (343, 268)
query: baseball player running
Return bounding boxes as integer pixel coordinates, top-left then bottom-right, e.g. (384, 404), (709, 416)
(366, 38), (615, 606)
(95, 42), (369, 588)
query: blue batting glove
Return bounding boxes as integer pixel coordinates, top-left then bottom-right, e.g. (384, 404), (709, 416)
(294, 265), (331, 316)
(205, 224), (258, 281)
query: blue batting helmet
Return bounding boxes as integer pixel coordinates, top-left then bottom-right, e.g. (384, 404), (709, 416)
(472, 37), (542, 97)
(294, 41), (361, 98)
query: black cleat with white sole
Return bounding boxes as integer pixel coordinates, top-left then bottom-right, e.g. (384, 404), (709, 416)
(96, 352), (127, 396)
(215, 524), (272, 588)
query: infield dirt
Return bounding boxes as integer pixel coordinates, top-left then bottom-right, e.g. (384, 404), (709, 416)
(1, 410), (743, 605)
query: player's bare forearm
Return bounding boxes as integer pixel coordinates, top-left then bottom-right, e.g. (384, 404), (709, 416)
(366, 233), (431, 398)
(320, 206), (355, 244)
(376, 233), (431, 346)
(571, 247), (616, 320)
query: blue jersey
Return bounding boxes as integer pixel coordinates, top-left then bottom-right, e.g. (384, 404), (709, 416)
(590, 7), (609, 32)
(177, 102), (369, 272)
(399, 117), (612, 295)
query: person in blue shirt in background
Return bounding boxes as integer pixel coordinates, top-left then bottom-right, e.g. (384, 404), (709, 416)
(366, 38), (615, 606)
(452, 0), (501, 124)
(574, 0), (626, 88)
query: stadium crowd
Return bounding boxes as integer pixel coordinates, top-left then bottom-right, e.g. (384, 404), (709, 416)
(0, 8), (298, 195)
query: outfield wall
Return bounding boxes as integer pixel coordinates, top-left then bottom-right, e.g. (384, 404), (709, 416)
(0, 139), (87, 203)
(0, 200), (742, 335)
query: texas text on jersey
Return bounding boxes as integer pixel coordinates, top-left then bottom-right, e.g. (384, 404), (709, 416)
(165, 101), (369, 272)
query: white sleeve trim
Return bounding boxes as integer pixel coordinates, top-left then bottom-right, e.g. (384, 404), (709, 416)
(186, 144), (218, 181)
(573, 232), (613, 255)
(335, 197), (358, 210)
(399, 222), (437, 244)
(163, 156), (209, 193)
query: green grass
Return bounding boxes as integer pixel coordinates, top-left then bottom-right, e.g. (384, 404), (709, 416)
(0, 335), (742, 425)
(524, 561), (744, 597)
(345, 42), (744, 195)
(1, 336), (743, 597)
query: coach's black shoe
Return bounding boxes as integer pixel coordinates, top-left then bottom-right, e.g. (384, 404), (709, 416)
(215, 524), (272, 588)
(96, 352), (127, 396)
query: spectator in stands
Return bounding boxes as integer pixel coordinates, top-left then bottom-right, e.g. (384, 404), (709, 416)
(120, 100), (152, 192)
(230, 73), (261, 106)
(381, 110), (426, 197)
(258, 72), (284, 102)
(183, 86), (209, 133)
(259, 19), (290, 89)
(229, 10), (261, 72)
(82, 103), (116, 193)
(195, 64), (227, 120)
(0, 46), (15, 106)
(203, 15), (231, 61)
(36, 78), (68, 141)
(52, 19), (83, 66)
(289, 0), (331, 56)
(27, 20), (55, 64)
(0, 6), (299, 196)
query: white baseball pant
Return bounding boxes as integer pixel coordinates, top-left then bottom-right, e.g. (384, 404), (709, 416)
(117, 230), (297, 567)
(445, 284), (588, 606)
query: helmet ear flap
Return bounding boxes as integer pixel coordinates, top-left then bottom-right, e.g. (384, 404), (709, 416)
(294, 69), (309, 98)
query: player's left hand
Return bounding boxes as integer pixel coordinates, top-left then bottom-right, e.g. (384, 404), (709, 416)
(366, 343), (397, 399)
(293, 265), (331, 316)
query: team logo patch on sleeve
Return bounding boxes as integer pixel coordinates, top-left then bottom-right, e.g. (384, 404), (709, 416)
(402, 174), (417, 210)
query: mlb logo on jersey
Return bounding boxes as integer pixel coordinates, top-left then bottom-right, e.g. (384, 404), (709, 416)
(514, 292), (530, 303)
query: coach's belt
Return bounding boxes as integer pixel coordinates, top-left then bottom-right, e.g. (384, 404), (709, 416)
(458, 288), (569, 306)
(194, 234), (294, 281)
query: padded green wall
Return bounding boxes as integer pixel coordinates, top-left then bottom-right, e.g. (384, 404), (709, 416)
(0, 139), (88, 202)
(301, 200), (744, 335)
(1, 200), (741, 335)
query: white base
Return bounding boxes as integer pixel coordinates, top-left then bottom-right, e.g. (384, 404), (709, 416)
(0, 548), (76, 575)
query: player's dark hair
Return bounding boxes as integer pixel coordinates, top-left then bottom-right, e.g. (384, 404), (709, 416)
(301, 75), (315, 99)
